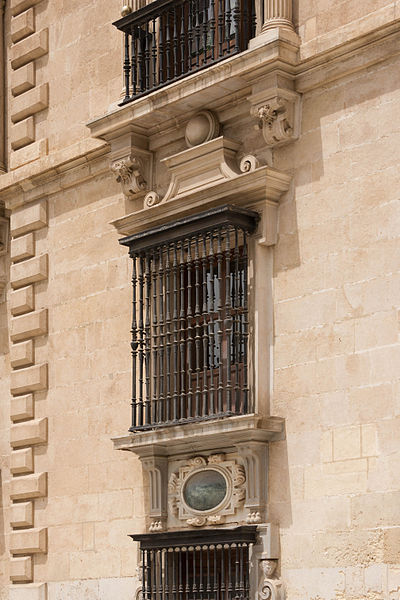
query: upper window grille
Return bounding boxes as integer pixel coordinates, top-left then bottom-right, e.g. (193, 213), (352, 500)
(120, 205), (259, 431)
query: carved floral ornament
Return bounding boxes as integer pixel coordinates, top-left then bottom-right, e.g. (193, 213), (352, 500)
(168, 454), (246, 527)
(250, 89), (301, 148)
(110, 155), (147, 197)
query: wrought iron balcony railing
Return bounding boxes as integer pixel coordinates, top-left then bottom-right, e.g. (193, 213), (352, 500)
(120, 205), (259, 432)
(113, 0), (256, 104)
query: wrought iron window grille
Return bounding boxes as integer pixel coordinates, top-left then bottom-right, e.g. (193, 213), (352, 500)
(113, 0), (256, 104)
(120, 205), (259, 431)
(131, 526), (258, 600)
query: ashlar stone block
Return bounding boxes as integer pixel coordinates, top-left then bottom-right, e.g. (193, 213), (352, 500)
(11, 117), (35, 150)
(10, 527), (47, 554)
(9, 583), (47, 600)
(10, 417), (47, 448)
(11, 83), (48, 123)
(11, 63), (35, 96)
(10, 556), (33, 582)
(11, 0), (44, 16)
(10, 363), (47, 395)
(10, 286), (35, 316)
(11, 309), (47, 342)
(11, 9), (35, 43)
(9, 501), (34, 528)
(10, 29), (48, 69)
(10, 472), (47, 500)
(11, 255), (47, 289)
(10, 340), (34, 368)
(10, 393), (34, 422)
(11, 232), (35, 262)
(9, 138), (47, 170)
(10, 447), (34, 474)
(11, 200), (47, 237)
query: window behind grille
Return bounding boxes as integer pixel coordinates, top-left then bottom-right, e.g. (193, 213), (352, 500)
(131, 527), (257, 600)
(120, 205), (259, 431)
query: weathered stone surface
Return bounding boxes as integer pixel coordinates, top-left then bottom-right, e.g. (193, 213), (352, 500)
(10, 286), (35, 316)
(10, 394), (34, 422)
(11, 255), (48, 289)
(11, 309), (47, 342)
(10, 472), (47, 500)
(10, 200), (47, 237)
(11, 232), (35, 262)
(10, 29), (48, 69)
(10, 363), (48, 395)
(10, 417), (47, 448)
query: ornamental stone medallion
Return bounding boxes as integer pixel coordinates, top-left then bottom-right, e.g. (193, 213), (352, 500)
(168, 454), (246, 527)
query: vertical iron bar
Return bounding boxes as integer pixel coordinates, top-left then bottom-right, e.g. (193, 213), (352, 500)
(242, 230), (249, 412)
(201, 234), (209, 416)
(225, 227), (232, 412)
(173, 6), (178, 78)
(158, 247), (165, 422)
(233, 227), (240, 412)
(202, 0), (208, 64)
(195, 0), (201, 67)
(225, 0), (231, 53)
(188, 0), (193, 70)
(166, 10), (171, 80)
(186, 239), (194, 418)
(192, 547), (197, 600)
(146, 550), (152, 600)
(210, 0), (216, 61)
(172, 243), (179, 421)
(234, 544), (239, 600)
(208, 234), (216, 414)
(216, 229), (224, 413)
(165, 245), (172, 421)
(180, 3), (186, 75)
(172, 549), (177, 600)
(239, 544), (244, 600)
(131, 256), (138, 428)
(145, 253), (152, 424)
(138, 27), (144, 91)
(138, 255), (145, 424)
(123, 31), (131, 101)
(159, 12), (165, 83)
(220, 545), (225, 599)
(199, 546), (204, 599)
(227, 544), (232, 600)
(152, 250), (159, 424)
(194, 236), (201, 417)
(165, 549), (170, 600)
(185, 546), (190, 600)
(233, 0), (240, 52)
(218, 0), (224, 57)
(131, 27), (138, 97)
(178, 548), (183, 600)
(152, 18), (157, 88)
(145, 21), (151, 89)
(206, 545), (211, 600)
(179, 242), (186, 419)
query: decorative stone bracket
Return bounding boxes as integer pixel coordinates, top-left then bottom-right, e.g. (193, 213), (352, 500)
(237, 441), (269, 524)
(111, 150), (152, 199)
(250, 86), (301, 148)
(140, 455), (168, 531)
(258, 560), (284, 600)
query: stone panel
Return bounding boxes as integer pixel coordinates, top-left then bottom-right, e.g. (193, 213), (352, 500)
(10, 286), (35, 316)
(10, 200), (47, 237)
(10, 363), (48, 395)
(10, 527), (47, 554)
(9, 583), (47, 600)
(9, 472), (47, 500)
(10, 447), (34, 474)
(9, 502), (34, 528)
(10, 309), (47, 342)
(10, 394), (34, 422)
(11, 84), (48, 123)
(10, 29), (48, 70)
(10, 556), (33, 582)
(11, 64), (35, 96)
(11, 9), (35, 43)
(9, 138), (47, 170)
(11, 117), (35, 150)
(11, 232), (35, 262)
(11, 255), (48, 289)
(10, 417), (47, 448)
(10, 340), (34, 368)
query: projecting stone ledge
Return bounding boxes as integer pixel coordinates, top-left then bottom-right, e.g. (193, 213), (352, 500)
(113, 413), (285, 457)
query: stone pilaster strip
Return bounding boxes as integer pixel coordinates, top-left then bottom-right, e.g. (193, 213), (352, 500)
(8, 198), (49, 588)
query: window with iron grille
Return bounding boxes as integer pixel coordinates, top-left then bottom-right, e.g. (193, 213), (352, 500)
(120, 205), (259, 431)
(131, 527), (257, 600)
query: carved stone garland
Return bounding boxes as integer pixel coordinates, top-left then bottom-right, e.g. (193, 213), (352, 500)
(168, 454), (246, 527)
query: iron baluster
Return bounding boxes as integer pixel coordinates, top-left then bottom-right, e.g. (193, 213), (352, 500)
(188, 0), (193, 70)
(209, 0), (216, 61)
(208, 233), (216, 414)
(145, 254), (152, 424)
(202, 0), (208, 64)
(194, 237), (202, 417)
(225, 226), (232, 412)
(131, 257), (138, 428)
(180, 4), (185, 75)
(233, 0), (240, 52)
(152, 17), (157, 88)
(194, 0), (201, 67)
(166, 10), (172, 80)
(225, 0), (232, 53)
(216, 229), (224, 413)
(165, 245), (172, 421)
(201, 234), (209, 416)
(233, 227), (241, 412)
(173, 6), (178, 79)
(179, 242), (186, 419)
(152, 250), (159, 423)
(242, 230), (249, 412)
(172, 243), (179, 421)
(159, 12), (165, 83)
(138, 255), (145, 424)
(158, 247), (165, 422)
(123, 31), (131, 101)
(131, 27), (138, 97)
(218, 0), (224, 57)
(186, 238), (194, 418)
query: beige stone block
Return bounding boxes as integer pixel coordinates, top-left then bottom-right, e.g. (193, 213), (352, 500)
(10, 29), (48, 70)
(323, 457), (368, 475)
(10, 556), (33, 582)
(11, 0), (44, 16)
(11, 200), (47, 237)
(9, 138), (47, 170)
(354, 311), (399, 352)
(361, 423), (378, 457)
(10, 501), (34, 528)
(11, 9), (35, 43)
(384, 528), (400, 563)
(11, 83), (48, 123)
(11, 309), (47, 342)
(11, 117), (35, 150)
(333, 425), (361, 461)
(10, 363), (48, 395)
(11, 63), (35, 97)
(321, 429), (333, 462)
(10, 340), (34, 368)
(10, 417), (47, 448)
(11, 232), (35, 262)
(10, 528), (47, 554)
(9, 585), (47, 600)
(10, 393), (34, 422)
(11, 255), (48, 289)
(10, 472), (47, 500)
(10, 447), (34, 474)
(10, 285), (35, 316)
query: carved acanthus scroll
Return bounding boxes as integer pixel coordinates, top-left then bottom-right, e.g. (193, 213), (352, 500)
(250, 85), (301, 148)
(111, 156), (148, 198)
(258, 560), (283, 600)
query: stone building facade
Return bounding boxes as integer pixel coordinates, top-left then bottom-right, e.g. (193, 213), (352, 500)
(0, 0), (399, 599)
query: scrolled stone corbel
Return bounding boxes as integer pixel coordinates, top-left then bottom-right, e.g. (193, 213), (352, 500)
(250, 87), (301, 148)
(144, 191), (161, 208)
(111, 155), (148, 198)
(259, 560), (284, 600)
(239, 155), (260, 173)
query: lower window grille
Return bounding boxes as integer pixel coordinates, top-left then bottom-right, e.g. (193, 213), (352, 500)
(120, 205), (259, 431)
(131, 527), (257, 600)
